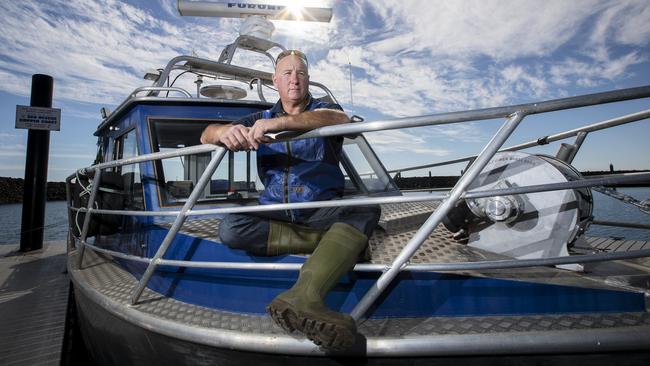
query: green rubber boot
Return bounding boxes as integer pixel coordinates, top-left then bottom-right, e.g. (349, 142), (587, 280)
(267, 222), (368, 351)
(266, 221), (324, 256)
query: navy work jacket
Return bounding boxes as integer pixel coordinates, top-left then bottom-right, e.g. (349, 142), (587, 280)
(234, 96), (345, 221)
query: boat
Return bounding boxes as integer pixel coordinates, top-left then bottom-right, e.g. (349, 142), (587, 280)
(64, 1), (650, 364)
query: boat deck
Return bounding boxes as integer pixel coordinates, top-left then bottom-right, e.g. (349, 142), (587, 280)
(161, 202), (650, 292)
(69, 247), (650, 356)
(68, 201), (650, 356)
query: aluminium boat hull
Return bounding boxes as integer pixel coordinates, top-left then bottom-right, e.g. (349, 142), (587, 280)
(67, 245), (650, 364)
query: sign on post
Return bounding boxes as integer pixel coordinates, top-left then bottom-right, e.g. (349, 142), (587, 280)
(15, 105), (61, 131)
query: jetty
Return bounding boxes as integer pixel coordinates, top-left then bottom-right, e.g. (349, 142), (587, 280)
(0, 241), (69, 365)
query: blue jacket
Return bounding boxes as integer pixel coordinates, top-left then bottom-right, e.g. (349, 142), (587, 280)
(235, 96), (344, 221)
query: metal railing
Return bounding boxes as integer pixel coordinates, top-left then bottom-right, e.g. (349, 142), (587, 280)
(68, 85), (650, 316)
(387, 108), (650, 176)
(97, 55), (341, 132)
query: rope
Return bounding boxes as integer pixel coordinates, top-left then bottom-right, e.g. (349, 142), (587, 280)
(593, 186), (650, 214)
(0, 217), (70, 243)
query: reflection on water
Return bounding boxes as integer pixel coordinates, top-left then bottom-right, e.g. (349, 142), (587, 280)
(0, 188), (648, 245)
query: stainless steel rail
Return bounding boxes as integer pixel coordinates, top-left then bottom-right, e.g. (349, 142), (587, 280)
(76, 167), (102, 268)
(68, 85), (650, 319)
(74, 236), (650, 272)
(129, 147), (227, 305)
(130, 86), (192, 98)
(285, 86), (650, 140)
(350, 112), (527, 320)
(80, 144), (218, 174)
(67, 171), (650, 217)
(387, 108), (650, 175)
(592, 220), (650, 230)
(98, 54), (341, 132)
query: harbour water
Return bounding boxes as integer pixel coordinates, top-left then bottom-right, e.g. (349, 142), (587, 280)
(0, 188), (648, 245)
(0, 200), (69, 245)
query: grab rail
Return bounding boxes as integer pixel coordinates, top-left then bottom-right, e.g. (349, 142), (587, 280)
(130, 86), (192, 98)
(77, 238), (650, 272)
(68, 84), (650, 312)
(387, 108), (650, 175)
(68, 172), (650, 217)
(130, 148), (227, 304)
(282, 86), (650, 140)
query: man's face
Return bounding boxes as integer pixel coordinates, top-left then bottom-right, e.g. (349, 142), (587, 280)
(273, 54), (309, 104)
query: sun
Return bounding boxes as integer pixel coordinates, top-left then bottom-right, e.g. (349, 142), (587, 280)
(285, 3), (304, 21)
(276, 0), (331, 22)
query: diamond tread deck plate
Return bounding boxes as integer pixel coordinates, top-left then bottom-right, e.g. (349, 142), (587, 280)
(77, 202), (650, 342)
(159, 203), (649, 292)
(72, 249), (650, 339)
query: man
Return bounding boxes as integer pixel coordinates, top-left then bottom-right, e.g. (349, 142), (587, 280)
(200, 50), (380, 350)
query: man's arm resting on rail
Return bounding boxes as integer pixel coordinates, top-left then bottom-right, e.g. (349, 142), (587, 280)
(248, 109), (349, 149)
(200, 123), (252, 151)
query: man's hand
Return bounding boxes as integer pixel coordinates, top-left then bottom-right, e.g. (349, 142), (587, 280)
(200, 124), (253, 151)
(248, 117), (283, 150)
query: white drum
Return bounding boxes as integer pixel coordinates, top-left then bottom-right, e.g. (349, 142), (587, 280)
(448, 151), (593, 266)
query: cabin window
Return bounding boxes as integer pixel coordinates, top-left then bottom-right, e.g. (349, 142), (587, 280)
(340, 136), (397, 195)
(113, 129), (144, 210)
(149, 118), (259, 206)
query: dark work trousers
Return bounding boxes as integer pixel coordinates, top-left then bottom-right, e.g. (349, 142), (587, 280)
(218, 205), (381, 256)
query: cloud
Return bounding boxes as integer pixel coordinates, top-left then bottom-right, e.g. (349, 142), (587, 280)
(366, 0), (602, 60)
(51, 153), (95, 160)
(0, 133), (20, 139)
(309, 0), (649, 119)
(0, 0), (235, 105)
(549, 51), (645, 87)
(1, 0), (646, 118)
(0, 165), (28, 172)
(365, 130), (451, 156)
(0, 0), (647, 178)
(427, 123), (484, 143)
(614, 2), (650, 45)
(0, 143), (27, 152)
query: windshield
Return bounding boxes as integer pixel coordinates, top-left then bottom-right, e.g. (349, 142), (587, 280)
(149, 118), (260, 206)
(149, 118), (399, 206)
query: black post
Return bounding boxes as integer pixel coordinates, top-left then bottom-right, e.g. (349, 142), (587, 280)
(20, 74), (53, 252)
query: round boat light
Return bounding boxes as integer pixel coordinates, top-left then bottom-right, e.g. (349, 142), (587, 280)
(200, 85), (247, 100)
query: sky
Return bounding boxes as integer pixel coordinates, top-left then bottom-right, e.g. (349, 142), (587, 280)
(0, 0), (649, 182)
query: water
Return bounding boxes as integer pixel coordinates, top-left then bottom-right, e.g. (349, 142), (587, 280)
(0, 188), (648, 245)
(0, 201), (69, 245)
(586, 187), (650, 241)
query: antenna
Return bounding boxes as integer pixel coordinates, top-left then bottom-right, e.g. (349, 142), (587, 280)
(349, 60), (353, 106)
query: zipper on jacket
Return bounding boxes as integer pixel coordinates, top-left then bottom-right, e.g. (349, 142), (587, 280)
(284, 141), (295, 221)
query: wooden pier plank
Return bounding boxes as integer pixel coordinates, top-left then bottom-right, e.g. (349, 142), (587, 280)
(629, 241), (646, 251)
(583, 236), (650, 252)
(611, 240), (634, 252)
(588, 237), (610, 249)
(597, 238), (618, 250)
(603, 238), (627, 251)
(615, 240), (637, 252)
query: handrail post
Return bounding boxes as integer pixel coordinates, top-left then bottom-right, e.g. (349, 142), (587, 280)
(130, 147), (227, 305)
(350, 112), (527, 321)
(566, 131), (588, 164)
(76, 168), (102, 268)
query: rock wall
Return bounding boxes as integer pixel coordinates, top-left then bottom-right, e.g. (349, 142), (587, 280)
(0, 177), (66, 204)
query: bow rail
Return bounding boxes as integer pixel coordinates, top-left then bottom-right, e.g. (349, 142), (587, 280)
(67, 85), (650, 313)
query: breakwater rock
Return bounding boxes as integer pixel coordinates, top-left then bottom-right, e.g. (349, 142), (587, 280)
(392, 170), (649, 190)
(0, 177), (66, 204)
(394, 176), (459, 190)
